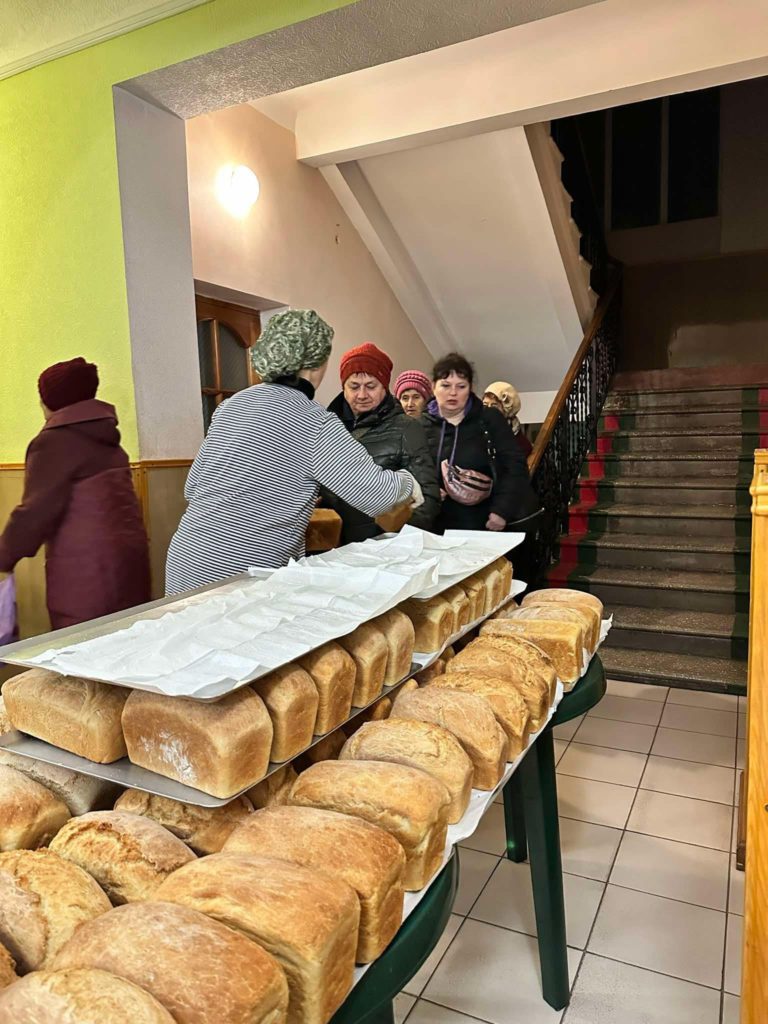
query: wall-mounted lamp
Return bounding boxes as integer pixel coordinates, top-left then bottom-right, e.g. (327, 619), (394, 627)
(215, 163), (260, 218)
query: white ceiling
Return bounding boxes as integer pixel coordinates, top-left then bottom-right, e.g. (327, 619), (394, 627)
(357, 128), (582, 392)
(0, 0), (209, 79)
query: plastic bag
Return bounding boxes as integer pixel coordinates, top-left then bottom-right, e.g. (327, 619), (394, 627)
(0, 575), (18, 648)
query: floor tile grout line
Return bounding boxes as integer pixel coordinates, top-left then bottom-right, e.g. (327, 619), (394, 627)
(563, 683), (675, 1018)
(557, 817), (734, 855)
(557, 768), (738, 807)
(401, 912), (470, 1002)
(570, 948), (727, 994)
(414, 995), (509, 1024)
(719, 729), (742, 1021)
(561, 737), (736, 768)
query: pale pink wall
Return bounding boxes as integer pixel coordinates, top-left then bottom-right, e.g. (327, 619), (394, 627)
(185, 104), (433, 404)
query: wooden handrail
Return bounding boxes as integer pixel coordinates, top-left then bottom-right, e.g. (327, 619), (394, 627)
(742, 448), (768, 1024)
(528, 273), (622, 475)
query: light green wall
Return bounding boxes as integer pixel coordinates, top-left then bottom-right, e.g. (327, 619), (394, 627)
(0, 0), (354, 462)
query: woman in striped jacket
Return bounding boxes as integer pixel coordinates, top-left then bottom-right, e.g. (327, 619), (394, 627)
(165, 310), (421, 595)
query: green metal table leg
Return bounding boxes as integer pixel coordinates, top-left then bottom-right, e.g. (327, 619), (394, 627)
(503, 769), (527, 862)
(519, 727), (569, 1011)
(361, 1003), (395, 1024)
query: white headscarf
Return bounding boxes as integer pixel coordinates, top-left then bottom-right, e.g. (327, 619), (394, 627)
(484, 381), (522, 433)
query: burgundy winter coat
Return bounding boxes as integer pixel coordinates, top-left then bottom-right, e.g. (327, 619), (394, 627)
(0, 399), (150, 630)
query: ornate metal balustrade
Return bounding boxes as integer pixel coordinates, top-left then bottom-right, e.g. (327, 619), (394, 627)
(527, 274), (622, 581)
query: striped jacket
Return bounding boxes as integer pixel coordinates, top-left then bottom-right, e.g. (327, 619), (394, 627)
(165, 381), (412, 594)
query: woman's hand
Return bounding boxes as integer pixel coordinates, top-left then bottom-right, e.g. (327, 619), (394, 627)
(486, 513), (506, 531)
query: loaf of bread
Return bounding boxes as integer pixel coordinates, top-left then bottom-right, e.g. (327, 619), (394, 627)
(297, 729), (346, 769)
(113, 791), (253, 856)
(480, 618), (584, 685)
(0, 849), (111, 973)
(456, 578), (486, 621)
(3, 670), (128, 764)
(473, 564), (505, 614)
(414, 659), (446, 685)
(49, 811), (196, 904)
(0, 750), (120, 816)
(157, 854), (359, 1024)
(122, 687), (273, 798)
(51, 901), (289, 1024)
(0, 765), (70, 851)
(304, 508), (343, 552)
(370, 609), (415, 685)
(247, 764), (298, 809)
(492, 557), (514, 598)
(289, 760), (450, 891)
(223, 806), (405, 963)
(400, 596), (453, 652)
(0, 944), (15, 991)
(450, 635), (558, 702)
(339, 623), (388, 707)
(522, 589), (603, 651)
(500, 601), (595, 652)
(298, 642), (356, 734)
(340, 719), (472, 824)
(443, 645), (456, 661)
(343, 697), (392, 738)
(252, 666), (319, 762)
(428, 675), (530, 757)
(374, 502), (413, 534)
(450, 638), (552, 729)
(390, 687), (508, 790)
(441, 586), (472, 634)
(0, 968), (176, 1023)
(0, 698), (11, 736)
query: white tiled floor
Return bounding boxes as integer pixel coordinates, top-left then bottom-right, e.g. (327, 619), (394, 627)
(398, 680), (744, 1024)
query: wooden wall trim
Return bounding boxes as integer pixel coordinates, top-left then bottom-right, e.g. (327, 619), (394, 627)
(743, 448), (768, 1023)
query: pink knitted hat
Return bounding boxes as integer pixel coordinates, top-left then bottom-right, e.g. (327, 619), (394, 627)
(393, 370), (432, 403)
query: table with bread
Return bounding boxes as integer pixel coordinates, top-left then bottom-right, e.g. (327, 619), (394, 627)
(0, 534), (607, 1023)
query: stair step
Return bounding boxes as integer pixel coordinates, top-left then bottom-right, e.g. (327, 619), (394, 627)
(579, 477), (750, 507)
(600, 646), (747, 695)
(586, 452), (753, 480)
(607, 604), (748, 659)
(569, 502), (750, 540)
(598, 430), (759, 454)
(562, 565), (748, 614)
(560, 531), (751, 574)
(607, 382), (768, 411)
(600, 406), (767, 431)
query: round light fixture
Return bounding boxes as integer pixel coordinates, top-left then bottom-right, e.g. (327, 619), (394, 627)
(215, 163), (260, 218)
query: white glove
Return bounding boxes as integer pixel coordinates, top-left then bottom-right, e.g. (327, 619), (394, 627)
(399, 471), (425, 509)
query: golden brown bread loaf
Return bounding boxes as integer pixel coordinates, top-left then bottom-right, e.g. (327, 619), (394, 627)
(480, 618), (584, 685)
(0, 849), (111, 973)
(470, 565), (503, 614)
(51, 900), (289, 1024)
(113, 790), (253, 856)
(122, 687), (273, 798)
(0, 750), (120, 816)
(522, 589), (603, 651)
(449, 635), (558, 703)
(500, 604), (596, 654)
(247, 764), (298, 809)
(304, 508), (343, 552)
(414, 659), (446, 685)
(440, 586), (472, 634)
(340, 718), (472, 824)
(370, 609), (415, 685)
(374, 502), (413, 533)
(342, 697), (392, 738)
(297, 729), (346, 769)
(0, 698), (11, 736)
(223, 806), (405, 963)
(157, 854), (359, 1024)
(3, 670), (128, 764)
(0, 765), (70, 851)
(297, 642), (356, 734)
(289, 760), (450, 891)
(49, 811), (196, 904)
(338, 623), (388, 707)
(400, 596), (454, 653)
(252, 666), (319, 762)
(428, 675), (531, 757)
(0, 945), (15, 990)
(390, 686), (509, 790)
(493, 557), (514, 598)
(0, 968), (176, 1023)
(456, 578), (486, 621)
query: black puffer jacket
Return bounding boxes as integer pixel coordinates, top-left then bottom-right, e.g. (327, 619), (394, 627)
(422, 395), (537, 532)
(324, 393), (440, 543)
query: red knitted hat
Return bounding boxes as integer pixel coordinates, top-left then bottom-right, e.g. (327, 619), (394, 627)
(38, 357), (99, 411)
(339, 343), (393, 389)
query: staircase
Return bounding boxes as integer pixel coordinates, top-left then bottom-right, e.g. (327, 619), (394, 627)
(547, 368), (768, 694)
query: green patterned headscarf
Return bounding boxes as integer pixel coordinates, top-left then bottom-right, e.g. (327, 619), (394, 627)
(251, 309), (334, 382)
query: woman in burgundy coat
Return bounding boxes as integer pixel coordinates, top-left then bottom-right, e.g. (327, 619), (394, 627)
(0, 358), (150, 631)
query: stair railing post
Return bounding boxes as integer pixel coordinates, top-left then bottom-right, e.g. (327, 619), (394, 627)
(741, 449), (768, 1024)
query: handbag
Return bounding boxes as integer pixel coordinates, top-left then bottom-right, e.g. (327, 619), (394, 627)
(440, 419), (498, 506)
